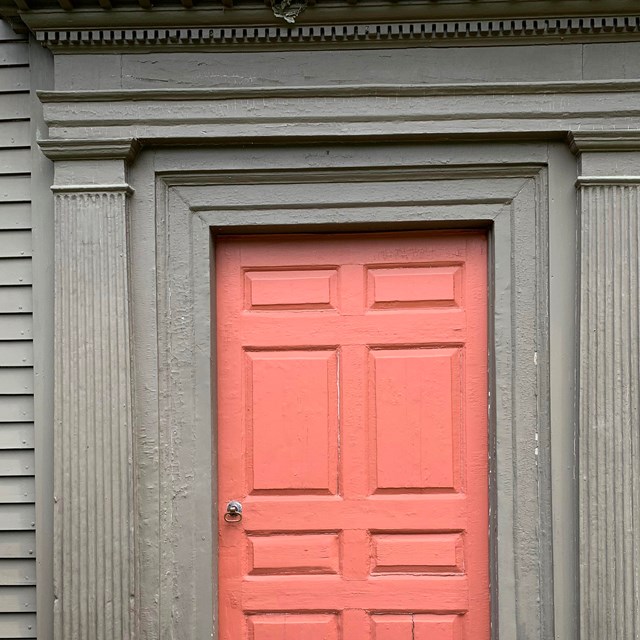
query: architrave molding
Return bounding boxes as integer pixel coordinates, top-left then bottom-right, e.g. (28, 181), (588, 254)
(132, 155), (553, 639)
(34, 81), (640, 148)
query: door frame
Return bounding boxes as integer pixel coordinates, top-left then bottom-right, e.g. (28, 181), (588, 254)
(123, 141), (573, 638)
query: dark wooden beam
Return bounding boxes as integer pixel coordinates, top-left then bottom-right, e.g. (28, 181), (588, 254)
(181, 0), (193, 8)
(138, 0), (152, 9)
(14, 0), (30, 10)
(97, 0), (113, 10)
(57, 0), (73, 10)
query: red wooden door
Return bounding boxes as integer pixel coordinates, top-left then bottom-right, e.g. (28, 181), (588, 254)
(216, 232), (489, 640)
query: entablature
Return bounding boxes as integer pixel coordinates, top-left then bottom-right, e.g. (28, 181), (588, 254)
(3, 0), (640, 51)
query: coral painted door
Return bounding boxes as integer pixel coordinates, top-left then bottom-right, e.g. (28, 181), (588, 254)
(216, 232), (489, 640)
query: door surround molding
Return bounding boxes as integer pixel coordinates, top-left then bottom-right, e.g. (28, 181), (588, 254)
(39, 77), (639, 638)
(112, 148), (553, 638)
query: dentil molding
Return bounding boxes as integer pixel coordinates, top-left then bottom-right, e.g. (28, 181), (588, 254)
(29, 15), (640, 51)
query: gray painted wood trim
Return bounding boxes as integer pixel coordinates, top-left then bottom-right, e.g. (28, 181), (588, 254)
(29, 34), (54, 640)
(53, 187), (135, 639)
(547, 143), (579, 640)
(37, 81), (640, 101)
(35, 82), (640, 148)
(123, 148), (556, 638)
(577, 178), (640, 639)
(26, 16), (640, 52)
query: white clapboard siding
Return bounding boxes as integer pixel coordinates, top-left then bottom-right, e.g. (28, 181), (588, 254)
(0, 424), (34, 450)
(0, 586), (37, 613)
(0, 174), (30, 202)
(0, 532), (35, 558)
(0, 612), (36, 638)
(0, 396), (34, 422)
(0, 149), (30, 174)
(0, 122), (29, 149)
(0, 559), (35, 586)
(0, 477), (34, 503)
(0, 95), (29, 122)
(0, 43), (28, 67)
(0, 451), (34, 476)
(0, 286), (32, 313)
(0, 315), (32, 340)
(0, 342), (33, 367)
(0, 504), (35, 530)
(0, 368), (33, 394)
(0, 258), (32, 286)
(0, 230), (30, 256)
(0, 21), (34, 639)
(0, 67), (28, 93)
(0, 203), (31, 230)
(0, 286), (32, 314)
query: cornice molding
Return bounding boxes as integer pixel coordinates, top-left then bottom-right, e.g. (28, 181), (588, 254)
(568, 130), (640, 154)
(39, 138), (141, 162)
(25, 14), (640, 51)
(36, 80), (640, 104)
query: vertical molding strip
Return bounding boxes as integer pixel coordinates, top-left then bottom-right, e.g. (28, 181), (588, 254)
(579, 184), (640, 639)
(53, 191), (134, 639)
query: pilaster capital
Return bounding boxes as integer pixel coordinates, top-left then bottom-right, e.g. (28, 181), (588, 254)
(39, 137), (141, 163)
(568, 130), (640, 182)
(46, 154), (135, 203)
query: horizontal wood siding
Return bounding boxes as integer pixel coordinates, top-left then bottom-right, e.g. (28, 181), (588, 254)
(0, 20), (35, 639)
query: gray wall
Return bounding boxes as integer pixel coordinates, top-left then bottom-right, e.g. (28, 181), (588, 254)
(0, 18), (36, 640)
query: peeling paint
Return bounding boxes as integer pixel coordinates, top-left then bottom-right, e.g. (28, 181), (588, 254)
(271, 0), (309, 23)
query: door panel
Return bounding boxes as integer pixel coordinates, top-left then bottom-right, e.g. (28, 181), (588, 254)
(216, 232), (489, 639)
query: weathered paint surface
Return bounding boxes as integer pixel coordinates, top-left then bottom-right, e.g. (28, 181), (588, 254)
(216, 232), (489, 639)
(578, 183), (640, 638)
(0, 18), (37, 640)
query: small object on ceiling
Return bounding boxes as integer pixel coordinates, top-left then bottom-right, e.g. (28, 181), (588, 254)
(271, 0), (308, 23)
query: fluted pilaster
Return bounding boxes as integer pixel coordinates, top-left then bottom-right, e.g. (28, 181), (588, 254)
(53, 188), (134, 639)
(579, 182), (640, 639)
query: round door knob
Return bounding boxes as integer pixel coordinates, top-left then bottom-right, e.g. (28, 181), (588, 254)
(224, 500), (243, 523)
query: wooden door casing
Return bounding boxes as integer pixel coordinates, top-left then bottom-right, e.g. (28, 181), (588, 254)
(216, 232), (489, 639)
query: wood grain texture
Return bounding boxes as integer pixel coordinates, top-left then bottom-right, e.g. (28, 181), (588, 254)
(579, 183), (640, 639)
(53, 190), (134, 639)
(216, 232), (488, 639)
